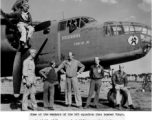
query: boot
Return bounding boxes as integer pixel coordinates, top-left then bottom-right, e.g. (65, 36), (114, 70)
(129, 105), (135, 109)
(84, 105), (90, 109)
(26, 37), (31, 48)
(116, 104), (122, 110)
(24, 43), (28, 49)
(48, 107), (54, 110)
(19, 41), (25, 51)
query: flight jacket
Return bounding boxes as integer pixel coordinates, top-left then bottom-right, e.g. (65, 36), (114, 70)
(4, 11), (32, 25)
(59, 59), (85, 78)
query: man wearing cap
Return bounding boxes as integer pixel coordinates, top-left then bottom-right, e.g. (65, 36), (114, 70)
(39, 61), (63, 110)
(112, 65), (134, 110)
(59, 52), (85, 108)
(1, 2), (34, 48)
(22, 49), (38, 111)
(84, 57), (104, 109)
(11, 0), (29, 12)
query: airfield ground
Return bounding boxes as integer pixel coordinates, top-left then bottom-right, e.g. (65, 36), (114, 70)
(1, 79), (151, 111)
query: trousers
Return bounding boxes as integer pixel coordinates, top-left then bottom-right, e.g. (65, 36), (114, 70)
(17, 22), (34, 43)
(22, 84), (37, 110)
(115, 84), (133, 105)
(43, 81), (55, 108)
(65, 77), (82, 106)
(86, 79), (101, 106)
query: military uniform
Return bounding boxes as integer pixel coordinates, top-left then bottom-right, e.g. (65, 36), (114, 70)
(60, 59), (85, 107)
(112, 70), (133, 106)
(5, 2), (34, 46)
(39, 66), (62, 110)
(85, 64), (104, 108)
(22, 56), (37, 111)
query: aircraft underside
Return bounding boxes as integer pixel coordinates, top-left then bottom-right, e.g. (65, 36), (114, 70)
(1, 47), (145, 77)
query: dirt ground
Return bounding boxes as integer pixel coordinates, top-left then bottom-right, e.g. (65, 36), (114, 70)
(1, 80), (151, 111)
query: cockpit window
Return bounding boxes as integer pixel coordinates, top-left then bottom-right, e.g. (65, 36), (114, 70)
(117, 25), (124, 35)
(80, 19), (85, 28)
(130, 25), (135, 33)
(82, 17), (89, 24)
(59, 21), (67, 31)
(104, 25), (125, 36)
(80, 17), (96, 28)
(123, 25), (129, 34)
(103, 22), (151, 37)
(80, 17), (88, 28)
(67, 18), (80, 33)
(110, 25), (117, 35)
(104, 26), (111, 36)
(134, 25), (142, 32)
(142, 27), (148, 34)
(58, 17), (96, 32)
(87, 17), (97, 22)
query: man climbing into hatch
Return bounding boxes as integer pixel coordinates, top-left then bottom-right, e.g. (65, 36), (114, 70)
(1, 2), (34, 49)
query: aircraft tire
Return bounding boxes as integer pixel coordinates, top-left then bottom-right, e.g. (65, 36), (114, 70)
(107, 88), (127, 107)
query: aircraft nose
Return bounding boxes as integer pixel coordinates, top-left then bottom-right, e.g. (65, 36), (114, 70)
(141, 35), (152, 44)
(140, 28), (152, 53)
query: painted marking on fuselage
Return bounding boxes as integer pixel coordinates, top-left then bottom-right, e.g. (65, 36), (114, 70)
(62, 33), (80, 40)
(128, 35), (139, 45)
(74, 41), (90, 46)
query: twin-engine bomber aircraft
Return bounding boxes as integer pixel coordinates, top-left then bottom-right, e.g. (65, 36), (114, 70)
(1, 15), (152, 97)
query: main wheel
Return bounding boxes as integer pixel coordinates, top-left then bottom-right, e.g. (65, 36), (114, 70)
(107, 88), (128, 107)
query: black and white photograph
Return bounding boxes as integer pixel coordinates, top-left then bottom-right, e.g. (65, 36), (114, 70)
(0, 0), (151, 118)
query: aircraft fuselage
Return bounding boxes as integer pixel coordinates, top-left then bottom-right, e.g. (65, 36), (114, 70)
(1, 16), (151, 76)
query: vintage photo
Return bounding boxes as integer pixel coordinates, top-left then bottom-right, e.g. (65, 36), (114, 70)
(0, 0), (151, 112)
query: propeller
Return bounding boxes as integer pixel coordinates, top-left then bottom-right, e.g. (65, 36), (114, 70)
(13, 38), (49, 97)
(1, 9), (22, 97)
(34, 38), (48, 62)
(0, 9), (18, 30)
(1, 9), (50, 97)
(13, 48), (23, 98)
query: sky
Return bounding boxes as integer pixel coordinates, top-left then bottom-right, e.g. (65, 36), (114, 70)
(1, 0), (152, 75)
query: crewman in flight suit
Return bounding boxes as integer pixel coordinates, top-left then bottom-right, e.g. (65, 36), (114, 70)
(22, 49), (38, 111)
(112, 65), (134, 110)
(84, 57), (104, 109)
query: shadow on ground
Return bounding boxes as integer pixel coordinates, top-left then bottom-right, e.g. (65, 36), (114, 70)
(1, 92), (110, 110)
(1, 91), (151, 111)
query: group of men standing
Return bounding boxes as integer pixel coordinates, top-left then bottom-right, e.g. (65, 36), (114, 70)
(3, 0), (135, 111)
(22, 50), (134, 111)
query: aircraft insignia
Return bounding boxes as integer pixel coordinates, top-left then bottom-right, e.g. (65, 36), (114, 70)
(128, 35), (139, 45)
